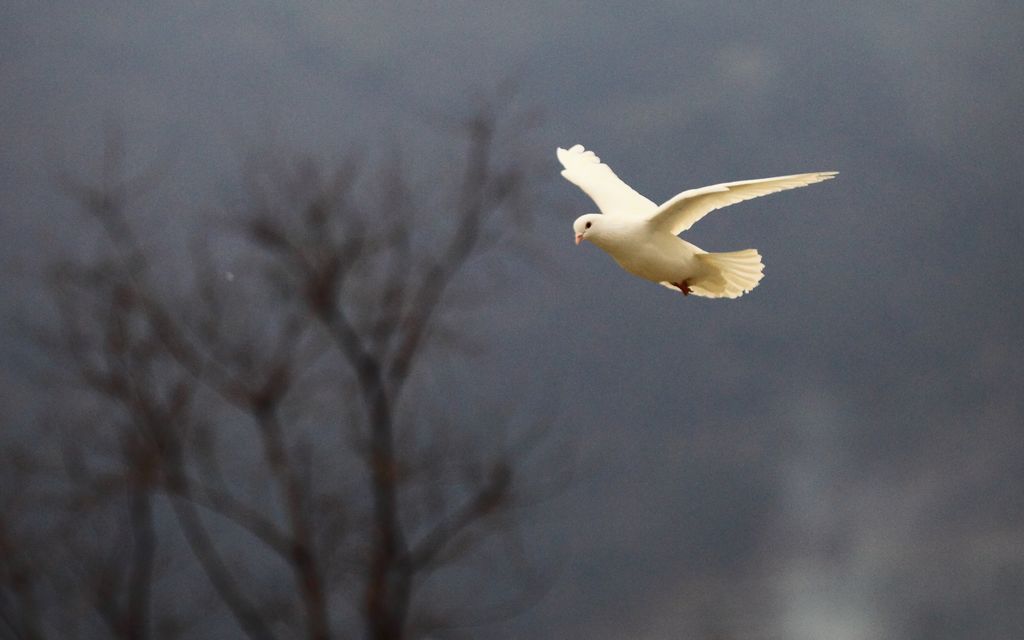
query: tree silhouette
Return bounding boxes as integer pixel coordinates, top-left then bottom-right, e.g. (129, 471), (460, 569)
(1, 106), (556, 640)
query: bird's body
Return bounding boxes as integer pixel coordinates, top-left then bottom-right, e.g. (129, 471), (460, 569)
(558, 144), (836, 298)
(582, 215), (702, 282)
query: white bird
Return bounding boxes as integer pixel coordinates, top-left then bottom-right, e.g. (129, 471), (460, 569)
(558, 144), (836, 298)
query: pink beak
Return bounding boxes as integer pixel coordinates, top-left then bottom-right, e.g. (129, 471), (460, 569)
(575, 234), (583, 245)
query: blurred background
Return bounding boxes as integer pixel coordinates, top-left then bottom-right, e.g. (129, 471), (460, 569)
(2, 3), (1022, 639)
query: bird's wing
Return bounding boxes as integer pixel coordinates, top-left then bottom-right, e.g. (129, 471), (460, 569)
(557, 144), (658, 217)
(647, 172), (837, 235)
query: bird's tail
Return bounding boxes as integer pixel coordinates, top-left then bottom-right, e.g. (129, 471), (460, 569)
(691, 249), (765, 298)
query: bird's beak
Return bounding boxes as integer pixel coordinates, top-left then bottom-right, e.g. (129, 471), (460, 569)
(575, 233), (583, 245)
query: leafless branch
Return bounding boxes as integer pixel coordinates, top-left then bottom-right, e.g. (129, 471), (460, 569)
(16, 100), (550, 640)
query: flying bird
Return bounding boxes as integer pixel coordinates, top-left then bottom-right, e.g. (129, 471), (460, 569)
(558, 144), (836, 298)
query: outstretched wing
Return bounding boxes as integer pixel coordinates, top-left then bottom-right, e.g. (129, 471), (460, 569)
(557, 144), (658, 217)
(648, 172), (838, 235)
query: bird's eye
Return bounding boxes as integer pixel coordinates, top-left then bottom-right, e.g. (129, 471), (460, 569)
(585, 221), (592, 229)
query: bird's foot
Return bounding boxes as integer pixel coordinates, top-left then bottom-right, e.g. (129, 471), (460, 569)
(673, 280), (692, 296)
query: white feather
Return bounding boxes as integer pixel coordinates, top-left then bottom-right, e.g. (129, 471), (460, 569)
(649, 172), (838, 235)
(559, 144), (836, 299)
(556, 144), (657, 217)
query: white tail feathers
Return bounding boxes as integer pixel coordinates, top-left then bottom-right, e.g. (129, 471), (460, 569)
(691, 249), (765, 298)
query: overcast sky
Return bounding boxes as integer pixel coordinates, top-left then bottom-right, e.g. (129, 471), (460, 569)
(3, 3), (1023, 639)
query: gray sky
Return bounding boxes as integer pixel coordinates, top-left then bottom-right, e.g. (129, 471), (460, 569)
(3, 2), (1023, 639)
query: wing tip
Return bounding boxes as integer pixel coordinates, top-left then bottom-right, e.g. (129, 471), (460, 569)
(557, 144), (600, 170)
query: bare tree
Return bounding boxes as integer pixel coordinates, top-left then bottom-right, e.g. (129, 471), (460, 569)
(4, 105), (556, 640)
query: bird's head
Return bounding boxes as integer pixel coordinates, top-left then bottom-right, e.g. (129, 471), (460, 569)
(573, 214), (601, 245)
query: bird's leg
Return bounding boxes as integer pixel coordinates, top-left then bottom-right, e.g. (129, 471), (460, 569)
(673, 280), (692, 296)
